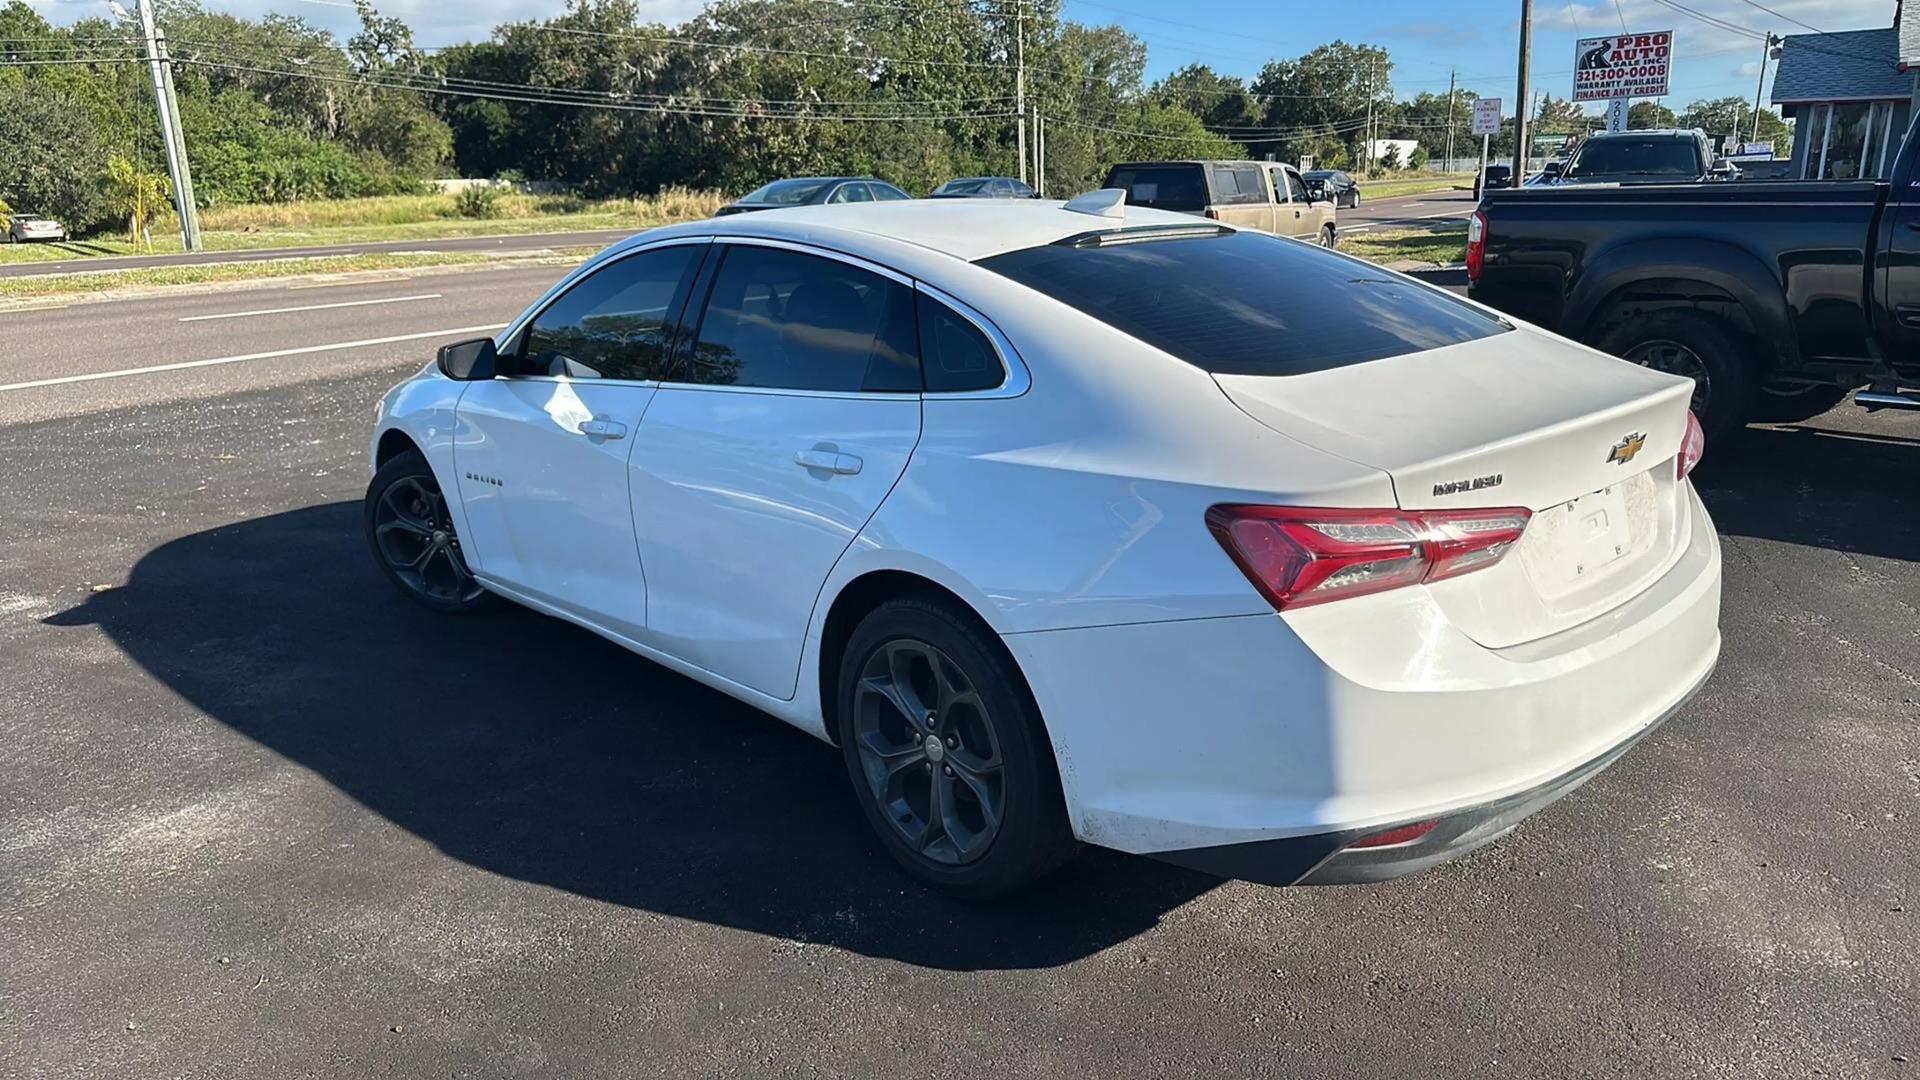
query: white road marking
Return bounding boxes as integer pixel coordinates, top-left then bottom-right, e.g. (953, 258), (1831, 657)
(178, 293), (442, 323)
(0, 324), (505, 393)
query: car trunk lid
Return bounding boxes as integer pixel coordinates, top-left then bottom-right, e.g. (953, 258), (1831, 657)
(1215, 327), (1697, 647)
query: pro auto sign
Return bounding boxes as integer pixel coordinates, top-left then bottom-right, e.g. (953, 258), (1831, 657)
(1573, 30), (1673, 102)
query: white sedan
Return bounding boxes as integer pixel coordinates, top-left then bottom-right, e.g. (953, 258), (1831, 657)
(366, 192), (1721, 898)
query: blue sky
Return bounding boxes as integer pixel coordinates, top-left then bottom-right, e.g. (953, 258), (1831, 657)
(30, 0), (1898, 115)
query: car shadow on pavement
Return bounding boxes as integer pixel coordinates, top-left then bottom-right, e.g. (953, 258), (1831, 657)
(46, 501), (1220, 972)
(1693, 419), (1919, 563)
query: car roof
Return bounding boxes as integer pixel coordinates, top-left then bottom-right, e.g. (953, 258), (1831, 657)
(622, 199), (1217, 263)
(1583, 129), (1701, 140)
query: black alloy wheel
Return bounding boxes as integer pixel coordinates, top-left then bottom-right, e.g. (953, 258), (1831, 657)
(851, 638), (1006, 866)
(836, 596), (1076, 899)
(364, 450), (497, 613)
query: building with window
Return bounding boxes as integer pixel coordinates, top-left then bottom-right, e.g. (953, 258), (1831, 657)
(1770, 8), (1920, 180)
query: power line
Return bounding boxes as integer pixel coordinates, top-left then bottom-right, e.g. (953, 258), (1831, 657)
(177, 58), (1019, 121)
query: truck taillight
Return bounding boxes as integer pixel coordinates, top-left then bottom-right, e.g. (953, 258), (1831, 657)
(1677, 410), (1706, 480)
(1206, 504), (1531, 611)
(1465, 209), (1487, 283)
(1204, 208), (1221, 221)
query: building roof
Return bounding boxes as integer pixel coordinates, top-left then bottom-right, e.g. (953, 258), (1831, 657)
(1770, 27), (1910, 104)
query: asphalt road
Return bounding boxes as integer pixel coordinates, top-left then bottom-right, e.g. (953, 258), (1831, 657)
(1338, 188), (1477, 235)
(2, 265), (1916, 1079)
(0, 229), (640, 279)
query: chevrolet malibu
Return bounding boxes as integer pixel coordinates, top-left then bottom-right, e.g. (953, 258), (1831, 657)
(366, 193), (1721, 899)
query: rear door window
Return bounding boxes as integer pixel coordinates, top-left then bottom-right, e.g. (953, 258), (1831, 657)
(1105, 165), (1208, 212)
(977, 230), (1509, 376)
(1213, 165), (1266, 205)
(680, 244), (920, 392)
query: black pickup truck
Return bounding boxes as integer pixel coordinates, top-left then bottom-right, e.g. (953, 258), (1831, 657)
(1467, 116), (1920, 438)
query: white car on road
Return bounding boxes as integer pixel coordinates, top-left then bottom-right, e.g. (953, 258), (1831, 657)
(366, 193), (1721, 898)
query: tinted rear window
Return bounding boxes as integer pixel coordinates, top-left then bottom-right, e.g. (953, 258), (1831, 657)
(976, 231), (1509, 376)
(1566, 137), (1700, 177)
(1104, 165), (1208, 212)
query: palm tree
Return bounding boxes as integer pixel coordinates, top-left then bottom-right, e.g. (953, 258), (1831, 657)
(103, 155), (170, 250)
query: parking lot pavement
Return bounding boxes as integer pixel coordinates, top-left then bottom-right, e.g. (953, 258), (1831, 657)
(1, 279), (1916, 1078)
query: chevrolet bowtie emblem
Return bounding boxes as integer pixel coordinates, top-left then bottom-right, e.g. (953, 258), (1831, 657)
(1607, 432), (1647, 465)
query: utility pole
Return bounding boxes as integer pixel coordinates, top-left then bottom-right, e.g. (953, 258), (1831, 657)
(134, 0), (200, 250)
(1015, 0), (1026, 186)
(1363, 64), (1375, 172)
(156, 31), (200, 249)
(1445, 66), (1457, 172)
(1513, 0), (1532, 179)
(1751, 32), (1781, 144)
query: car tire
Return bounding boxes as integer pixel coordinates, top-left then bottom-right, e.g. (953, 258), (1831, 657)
(1349, 190), (1360, 209)
(1320, 225), (1337, 248)
(1748, 382), (1851, 424)
(1595, 310), (1755, 442)
(836, 595), (1078, 900)
(363, 449), (501, 615)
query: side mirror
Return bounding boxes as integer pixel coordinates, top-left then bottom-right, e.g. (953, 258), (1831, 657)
(1541, 161), (1563, 178)
(437, 337), (499, 381)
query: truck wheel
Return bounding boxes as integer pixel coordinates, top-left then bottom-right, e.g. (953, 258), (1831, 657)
(1749, 382), (1850, 424)
(1597, 311), (1755, 442)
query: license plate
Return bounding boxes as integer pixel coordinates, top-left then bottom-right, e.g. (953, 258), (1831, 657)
(1520, 475), (1651, 596)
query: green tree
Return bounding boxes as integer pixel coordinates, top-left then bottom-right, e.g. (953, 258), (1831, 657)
(1628, 100), (1679, 129)
(0, 81), (110, 229)
(1680, 96), (1792, 156)
(103, 154), (171, 248)
(1249, 41), (1390, 163)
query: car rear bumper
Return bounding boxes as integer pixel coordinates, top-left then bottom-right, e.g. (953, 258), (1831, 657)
(1147, 664), (1708, 885)
(1002, 484), (1721, 885)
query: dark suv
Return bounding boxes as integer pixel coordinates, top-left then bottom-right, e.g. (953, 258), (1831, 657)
(1554, 129), (1732, 185)
(1473, 164), (1513, 199)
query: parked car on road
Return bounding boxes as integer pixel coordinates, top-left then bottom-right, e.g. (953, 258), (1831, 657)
(367, 194), (1721, 898)
(1467, 113), (1920, 438)
(1473, 164), (1513, 199)
(931, 176), (1036, 198)
(1551, 129), (1733, 185)
(5, 211), (67, 243)
(1103, 160), (1336, 245)
(1304, 169), (1360, 208)
(715, 177), (911, 216)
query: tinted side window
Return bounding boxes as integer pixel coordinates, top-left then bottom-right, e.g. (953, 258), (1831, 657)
(682, 245), (920, 392)
(871, 183), (911, 201)
(917, 294), (1004, 393)
(518, 244), (701, 379)
(1285, 170), (1310, 202)
(977, 231), (1509, 376)
(1216, 165), (1267, 205)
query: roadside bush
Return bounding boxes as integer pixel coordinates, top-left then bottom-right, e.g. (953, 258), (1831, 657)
(454, 185), (502, 219)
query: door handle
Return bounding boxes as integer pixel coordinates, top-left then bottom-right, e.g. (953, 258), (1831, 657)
(579, 418), (627, 440)
(794, 449), (863, 475)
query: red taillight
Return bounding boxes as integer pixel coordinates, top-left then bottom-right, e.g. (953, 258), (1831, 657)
(1206, 504), (1531, 611)
(1347, 818), (1441, 849)
(1677, 409), (1706, 480)
(1204, 208), (1221, 221)
(1465, 209), (1487, 283)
